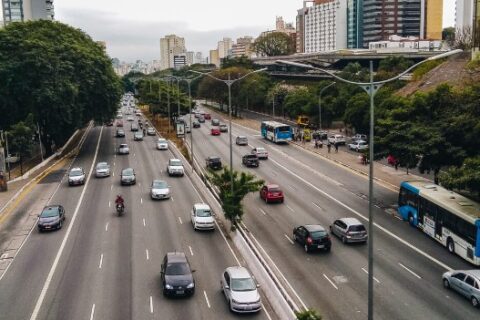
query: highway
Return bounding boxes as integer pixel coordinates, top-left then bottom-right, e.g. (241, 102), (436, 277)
(0, 113), (272, 319)
(186, 106), (479, 320)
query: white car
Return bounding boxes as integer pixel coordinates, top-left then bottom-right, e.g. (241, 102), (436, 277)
(156, 138), (168, 150)
(147, 127), (156, 136)
(126, 115), (134, 121)
(328, 134), (346, 145)
(167, 158), (184, 176)
(348, 140), (368, 152)
(185, 124), (191, 133)
(191, 203), (215, 230)
(68, 167), (86, 186)
(118, 143), (129, 155)
(251, 147), (268, 160)
(150, 180), (170, 200)
(95, 162), (111, 177)
(221, 266), (262, 313)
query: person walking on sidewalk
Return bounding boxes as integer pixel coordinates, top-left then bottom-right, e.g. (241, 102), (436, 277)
(334, 142), (339, 153)
(327, 142), (331, 153)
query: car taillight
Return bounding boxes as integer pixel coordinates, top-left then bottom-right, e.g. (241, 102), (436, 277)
(307, 237), (313, 245)
(326, 235), (331, 241)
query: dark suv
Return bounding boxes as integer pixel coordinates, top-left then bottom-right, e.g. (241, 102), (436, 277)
(242, 154), (259, 167)
(293, 224), (331, 253)
(38, 205), (65, 232)
(206, 156), (222, 170)
(161, 252), (195, 297)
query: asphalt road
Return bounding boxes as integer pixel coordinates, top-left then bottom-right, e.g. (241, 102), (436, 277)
(0, 113), (271, 319)
(187, 108), (479, 320)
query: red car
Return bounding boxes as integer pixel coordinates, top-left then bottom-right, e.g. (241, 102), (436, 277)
(260, 184), (284, 203)
(204, 113), (211, 120)
(211, 128), (221, 136)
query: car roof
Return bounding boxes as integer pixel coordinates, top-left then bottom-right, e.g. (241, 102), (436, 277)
(97, 162), (108, 166)
(208, 156), (220, 160)
(237, 136), (247, 139)
(122, 167), (134, 172)
(226, 266), (252, 278)
(166, 252), (187, 263)
(170, 158), (181, 162)
(194, 203), (211, 210)
(304, 224), (326, 232)
(339, 217), (363, 226)
(70, 167), (83, 172)
(455, 270), (480, 280)
(120, 143), (128, 147)
(266, 184), (280, 189)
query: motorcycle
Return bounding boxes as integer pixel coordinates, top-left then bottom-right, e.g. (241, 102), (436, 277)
(116, 203), (125, 216)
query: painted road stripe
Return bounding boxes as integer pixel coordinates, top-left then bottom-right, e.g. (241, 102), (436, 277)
(99, 254), (104, 269)
(203, 291), (211, 308)
(323, 274), (338, 290)
(284, 234), (294, 245)
(361, 267), (380, 283)
(399, 262), (422, 279)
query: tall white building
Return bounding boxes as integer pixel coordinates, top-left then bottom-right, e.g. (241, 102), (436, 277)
(2, 0), (54, 25)
(186, 51), (194, 65)
(160, 34), (186, 70)
(456, 0), (474, 30)
(304, 0), (347, 52)
(194, 52), (204, 64)
(217, 37), (233, 59)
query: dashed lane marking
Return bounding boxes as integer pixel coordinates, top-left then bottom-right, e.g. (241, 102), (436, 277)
(178, 217), (183, 224)
(284, 234), (294, 245)
(203, 291), (211, 308)
(323, 274), (338, 290)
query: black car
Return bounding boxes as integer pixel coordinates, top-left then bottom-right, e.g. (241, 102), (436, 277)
(312, 130), (328, 140)
(161, 252), (195, 297)
(242, 154), (259, 167)
(293, 224), (331, 253)
(116, 128), (125, 137)
(206, 156), (222, 170)
(38, 205), (65, 232)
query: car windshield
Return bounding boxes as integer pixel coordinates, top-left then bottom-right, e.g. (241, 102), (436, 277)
(196, 208), (212, 217)
(40, 207), (59, 218)
(349, 225), (366, 232)
(209, 157), (220, 163)
(256, 148), (265, 152)
(310, 230), (327, 239)
(170, 160), (182, 166)
(245, 155), (256, 159)
(238, 137), (247, 141)
(268, 187), (281, 192)
(120, 144), (127, 148)
(70, 169), (83, 176)
(123, 168), (134, 175)
(165, 262), (190, 275)
(231, 277), (256, 291)
(358, 142), (367, 146)
(153, 180), (167, 189)
(158, 139), (166, 143)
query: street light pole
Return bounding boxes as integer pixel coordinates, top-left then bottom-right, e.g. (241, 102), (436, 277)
(277, 48), (462, 320)
(318, 82), (335, 130)
(272, 94), (275, 119)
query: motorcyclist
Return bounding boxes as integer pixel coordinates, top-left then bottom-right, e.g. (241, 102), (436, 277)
(115, 194), (125, 209)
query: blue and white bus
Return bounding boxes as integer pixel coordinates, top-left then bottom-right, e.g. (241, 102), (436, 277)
(261, 121), (292, 143)
(398, 181), (480, 265)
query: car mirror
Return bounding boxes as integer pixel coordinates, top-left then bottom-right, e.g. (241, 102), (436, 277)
(191, 269), (196, 273)
(256, 284), (261, 288)
(224, 284), (230, 289)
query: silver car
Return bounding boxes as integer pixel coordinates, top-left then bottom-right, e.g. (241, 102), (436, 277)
(236, 136), (248, 145)
(443, 270), (480, 308)
(329, 217), (367, 244)
(167, 159), (184, 177)
(221, 266), (261, 313)
(150, 180), (170, 200)
(118, 143), (129, 155)
(156, 138), (168, 150)
(120, 168), (136, 185)
(68, 167), (85, 186)
(95, 162), (110, 178)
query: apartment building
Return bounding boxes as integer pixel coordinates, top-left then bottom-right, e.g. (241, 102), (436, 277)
(160, 34), (186, 70)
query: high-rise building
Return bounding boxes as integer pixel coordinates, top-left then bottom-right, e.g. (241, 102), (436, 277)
(347, 0), (363, 48)
(217, 37), (233, 59)
(186, 51), (194, 65)
(160, 34), (186, 70)
(173, 55), (187, 70)
(304, 0), (347, 52)
(194, 52), (205, 64)
(209, 49), (220, 67)
(2, 0), (54, 25)
(456, 0), (474, 30)
(296, 6), (308, 53)
(231, 36), (254, 58)
(423, 0), (443, 39)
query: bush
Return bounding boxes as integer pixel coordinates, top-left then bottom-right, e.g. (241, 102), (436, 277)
(412, 60), (444, 80)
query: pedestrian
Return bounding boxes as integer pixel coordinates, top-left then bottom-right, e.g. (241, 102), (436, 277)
(394, 160), (399, 171)
(314, 138), (319, 148)
(334, 142), (339, 153)
(327, 142), (331, 153)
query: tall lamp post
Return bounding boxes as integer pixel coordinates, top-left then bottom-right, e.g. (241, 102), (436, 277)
(318, 82), (335, 130)
(277, 48), (462, 320)
(189, 68), (267, 200)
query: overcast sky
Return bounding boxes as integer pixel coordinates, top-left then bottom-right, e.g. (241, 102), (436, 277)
(56, 0), (457, 63)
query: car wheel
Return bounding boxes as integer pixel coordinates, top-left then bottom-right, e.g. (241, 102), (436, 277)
(292, 234), (297, 242)
(304, 244), (309, 253)
(265, 197), (268, 204)
(447, 239), (455, 254)
(58, 221), (63, 229)
(408, 214), (415, 226)
(443, 278), (450, 289)
(471, 296), (479, 308)
(342, 236), (347, 244)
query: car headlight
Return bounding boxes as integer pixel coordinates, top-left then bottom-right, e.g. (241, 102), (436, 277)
(186, 282), (194, 289)
(165, 284), (173, 289)
(231, 299), (240, 304)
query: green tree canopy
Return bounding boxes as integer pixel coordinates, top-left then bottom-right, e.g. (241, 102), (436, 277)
(440, 157), (480, 197)
(253, 32), (295, 57)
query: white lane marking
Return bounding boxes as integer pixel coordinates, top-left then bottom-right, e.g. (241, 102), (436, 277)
(29, 126), (104, 320)
(394, 215), (403, 221)
(140, 198), (143, 204)
(289, 185), (296, 190)
(178, 217), (183, 224)
(268, 156), (454, 272)
(143, 218), (146, 227)
(286, 204), (295, 212)
(312, 202), (322, 209)
(361, 267), (380, 283)
(189, 246), (194, 256)
(89, 304), (95, 320)
(149, 296), (154, 313)
(323, 274), (338, 290)
(203, 291), (211, 308)
(113, 162), (115, 166)
(259, 208), (267, 216)
(170, 197), (174, 202)
(105, 223), (109, 232)
(110, 185), (113, 190)
(112, 172), (115, 177)
(284, 234), (294, 245)
(133, 153), (136, 157)
(108, 201), (111, 208)
(99, 254), (104, 269)
(398, 262), (422, 279)
(146, 249), (150, 260)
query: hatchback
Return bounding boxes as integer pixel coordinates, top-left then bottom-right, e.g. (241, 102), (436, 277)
(68, 167), (85, 186)
(116, 128), (125, 137)
(204, 113), (211, 120)
(131, 124), (139, 132)
(219, 124), (228, 132)
(156, 138), (168, 150)
(251, 147), (268, 160)
(293, 224), (331, 253)
(206, 156), (222, 170)
(242, 154), (259, 167)
(330, 218), (367, 244)
(38, 205), (65, 232)
(192, 120), (200, 128)
(120, 168), (136, 185)
(211, 128), (221, 136)
(198, 115), (205, 123)
(221, 266), (261, 313)
(260, 184), (284, 203)
(95, 162), (111, 178)
(134, 132), (143, 141)
(443, 270), (480, 308)
(118, 143), (129, 154)
(161, 252), (195, 297)
(236, 136), (248, 145)
(147, 127), (156, 136)
(211, 118), (220, 126)
(150, 180), (171, 200)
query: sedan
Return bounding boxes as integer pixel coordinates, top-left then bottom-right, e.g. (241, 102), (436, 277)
(251, 147), (268, 160)
(126, 115), (134, 121)
(236, 136), (248, 145)
(150, 180), (171, 200)
(293, 224), (331, 253)
(348, 140), (368, 152)
(242, 154), (259, 167)
(221, 266), (261, 313)
(259, 184), (284, 203)
(211, 128), (221, 136)
(147, 127), (156, 136)
(443, 270), (480, 308)
(68, 167), (85, 186)
(116, 129), (125, 137)
(211, 118), (220, 126)
(118, 143), (129, 155)
(133, 132), (143, 141)
(156, 138), (168, 150)
(95, 162), (111, 178)
(38, 205), (65, 232)
(219, 124), (228, 132)
(206, 156), (222, 170)
(161, 252), (195, 297)
(192, 120), (200, 128)
(120, 168), (136, 185)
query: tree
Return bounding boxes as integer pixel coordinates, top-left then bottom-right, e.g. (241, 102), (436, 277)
(440, 157), (480, 197)
(0, 20), (122, 155)
(442, 27), (455, 41)
(343, 93), (369, 133)
(253, 32), (295, 57)
(295, 309), (322, 320)
(447, 26), (473, 50)
(283, 87), (316, 119)
(221, 56), (255, 69)
(208, 168), (263, 229)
